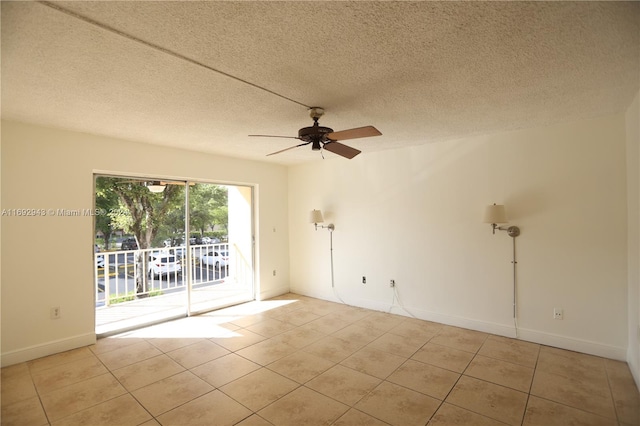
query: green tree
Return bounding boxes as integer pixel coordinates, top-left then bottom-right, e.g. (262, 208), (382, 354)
(94, 178), (120, 250)
(189, 184), (228, 237)
(96, 177), (184, 249)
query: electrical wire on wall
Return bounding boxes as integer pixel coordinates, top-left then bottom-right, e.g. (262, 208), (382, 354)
(389, 282), (417, 318)
(512, 236), (519, 338)
(327, 227), (346, 305)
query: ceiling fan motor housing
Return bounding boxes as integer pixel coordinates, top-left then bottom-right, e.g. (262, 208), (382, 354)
(298, 125), (334, 150)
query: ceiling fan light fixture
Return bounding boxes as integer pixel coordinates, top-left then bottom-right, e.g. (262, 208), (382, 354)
(147, 182), (166, 193)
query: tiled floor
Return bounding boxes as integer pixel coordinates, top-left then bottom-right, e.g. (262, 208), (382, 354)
(2, 293), (639, 425)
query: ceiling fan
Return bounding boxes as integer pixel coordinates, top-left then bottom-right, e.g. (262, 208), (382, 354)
(250, 108), (382, 159)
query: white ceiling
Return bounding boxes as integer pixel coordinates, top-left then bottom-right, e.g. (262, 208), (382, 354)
(2, 1), (639, 165)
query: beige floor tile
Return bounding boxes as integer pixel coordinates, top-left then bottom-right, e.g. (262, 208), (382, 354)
(477, 335), (540, 368)
(355, 381), (440, 426)
(166, 339), (229, 368)
(258, 386), (349, 426)
(333, 323), (386, 347)
(235, 414), (275, 426)
(411, 342), (474, 373)
(536, 346), (607, 382)
(430, 326), (488, 353)
(267, 351), (335, 383)
(1, 396), (48, 426)
(332, 307), (374, 324)
(306, 315), (350, 334)
(51, 394), (152, 426)
(95, 340), (162, 370)
(112, 354), (185, 391)
(367, 332), (429, 358)
(341, 346), (406, 379)
(354, 311), (405, 332)
(220, 368), (298, 411)
(302, 335), (364, 363)
(191, 353), (261, 387)
(464, 355), (534, 392)
(530, 369), (616, 419)
(139, 419), (161, 426)
(388, 318), (442, 340)
(40, 373), (127, 422)
(245, 318), (298, 338)
(27, 347), (95, 374)
(274, 308), (322, 326)
(89, 336), (146, 355)
(131, 371), (213, 416)
(1, 362), (30, 380)
(229, 312), (272, 328)
(269, 324), (326, 348)
(156, 390), (252, 426)
(235, 338), (299, 366)
(605, 359), (640, 425)
(32, 356), (108, 395)
(429, 402), (509, 426)
(333, 408), (390, 426)
(306, 364), (381, 406)
(386, 359), (459, 400)
(1, 365), (39, 407)
(146, 336), (204, 352)
(446, 376), (528, 426)
(522, 395), (617, 426)
(209, 328), (267, 352)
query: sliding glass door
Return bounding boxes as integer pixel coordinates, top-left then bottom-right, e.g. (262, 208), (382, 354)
(94, 176), (254, 335)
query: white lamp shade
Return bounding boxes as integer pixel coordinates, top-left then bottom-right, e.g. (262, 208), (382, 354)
(310, 209), (324, 224)
(147, 184), (166, 193)
(484, 204), (507, 224)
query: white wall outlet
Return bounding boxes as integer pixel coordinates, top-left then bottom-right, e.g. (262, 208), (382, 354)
(553, 308), (563, 320)
(390, 279), (395, 287)
(273, 270), (276, 276)
(50, 307), (61, 319)
(362, 276), (366, 284)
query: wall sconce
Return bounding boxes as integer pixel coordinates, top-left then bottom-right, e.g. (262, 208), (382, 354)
(484, 203), (520, 237)
(310, 209), (334, 231)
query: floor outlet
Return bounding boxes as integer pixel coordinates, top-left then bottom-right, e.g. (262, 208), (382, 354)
(553, 308), (563, 320)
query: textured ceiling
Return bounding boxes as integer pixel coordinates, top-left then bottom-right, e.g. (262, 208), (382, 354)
(2, 1), (639, 165)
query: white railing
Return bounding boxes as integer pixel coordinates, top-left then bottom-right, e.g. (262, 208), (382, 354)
(95, 244), (231, 308)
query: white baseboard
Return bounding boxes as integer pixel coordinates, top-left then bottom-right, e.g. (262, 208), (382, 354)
(290, 288), (627, 361)
(258, 284), (290, 301)
(1, 332), (96, 367)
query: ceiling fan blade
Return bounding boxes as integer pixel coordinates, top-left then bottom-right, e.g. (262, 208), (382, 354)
(323, 141), (361, 159)
(327, 126), (381, 141)
(267, 142), (310, 156)
(249, 134), (300, 139)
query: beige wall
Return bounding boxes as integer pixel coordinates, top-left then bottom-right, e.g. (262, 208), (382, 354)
(0, 120), (290, 365)
(289, 113), (629, 360)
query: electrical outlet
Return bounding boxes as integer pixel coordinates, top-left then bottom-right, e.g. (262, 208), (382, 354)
(362, 276), (366, 284)
(553, 308), (563, 320)
(273, 270), (276, 276)
(50, 307), (61, 319)
(390, 279), (395, 287)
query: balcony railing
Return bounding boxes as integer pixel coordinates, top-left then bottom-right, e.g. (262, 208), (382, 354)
(94, 244), (231, 308)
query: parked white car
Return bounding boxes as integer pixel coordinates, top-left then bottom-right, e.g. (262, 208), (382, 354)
(200, 251), (228, 270)
(148, 253), (182, 278)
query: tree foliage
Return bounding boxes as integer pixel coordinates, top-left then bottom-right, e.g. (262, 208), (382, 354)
(95, 177), (228, 249)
